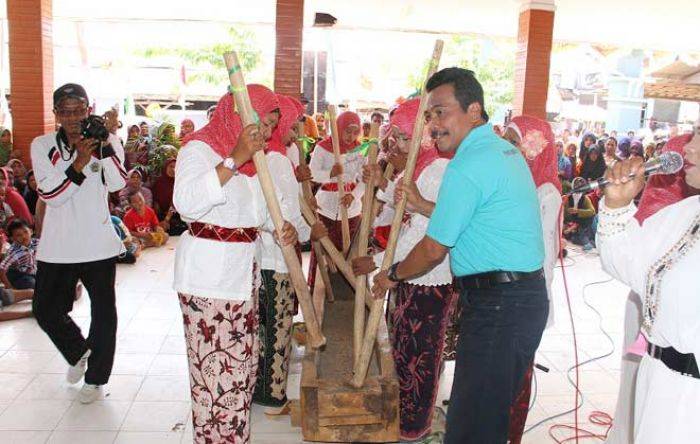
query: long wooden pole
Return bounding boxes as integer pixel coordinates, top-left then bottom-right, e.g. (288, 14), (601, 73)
(351, 40), (443, 387)
(297, 122), (335, 303)
(223, 51), (325, 349)
(326, 105), (352, 255)
(352, 123), (379, 366)
(299, 197), (356, 288)
(371, 163), (395, 220)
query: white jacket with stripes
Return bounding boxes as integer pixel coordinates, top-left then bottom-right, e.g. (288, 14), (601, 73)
(31, 131), (127, 263)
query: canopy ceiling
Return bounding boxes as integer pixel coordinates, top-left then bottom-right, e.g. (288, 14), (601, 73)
(34, 0), (700, 53)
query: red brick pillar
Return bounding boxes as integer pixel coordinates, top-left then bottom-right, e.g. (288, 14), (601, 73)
(7, 0), (54, 164)
(513, 0), (555, 119)
(274, 0), (304, 98)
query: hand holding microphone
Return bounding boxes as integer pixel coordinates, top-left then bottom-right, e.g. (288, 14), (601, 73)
(602, 157), (649, 209)
(601, 152), (684, 209)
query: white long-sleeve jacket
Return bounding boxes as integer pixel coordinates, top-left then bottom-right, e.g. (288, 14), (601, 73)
(373, 159), (453, 286)
(597, 196), (700, 356)
(259, 151), (310, 273)
(537, 183), (563, 328)
(309, 147), (366, 220)
(31, 131), (127, 263)
(173, 140), (274, 300)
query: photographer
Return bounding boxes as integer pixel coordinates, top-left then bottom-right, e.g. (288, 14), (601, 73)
(30, 83), (127, 404)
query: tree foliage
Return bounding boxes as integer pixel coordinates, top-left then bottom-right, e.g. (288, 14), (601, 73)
(407, 35), (515, 118)
(137, 27), (263, 87)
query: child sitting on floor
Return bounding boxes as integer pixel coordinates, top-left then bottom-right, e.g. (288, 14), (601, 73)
(123, 191), (169, 249)
(0, 219), (37, 289)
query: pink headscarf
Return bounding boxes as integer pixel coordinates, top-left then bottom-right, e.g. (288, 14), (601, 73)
(268, 94), (303, 155)
(184, 84), (279, 177)
(508, 115), (562, 193)
(391, 98), (453, 181)
(635, 133), (693, 224)
(317, 111), (361, 154)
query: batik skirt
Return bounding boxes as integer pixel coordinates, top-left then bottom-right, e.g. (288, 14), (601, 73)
(253, 269), (295, 407)
(389, 281), (458, 441)
(178, 288), (259, 444)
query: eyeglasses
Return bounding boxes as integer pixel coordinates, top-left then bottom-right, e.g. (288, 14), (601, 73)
(55, 107), (88, 118)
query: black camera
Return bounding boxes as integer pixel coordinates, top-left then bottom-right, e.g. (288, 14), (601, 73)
(81, 115), (110, 142)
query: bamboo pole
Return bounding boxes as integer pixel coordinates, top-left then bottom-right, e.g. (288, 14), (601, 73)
(223, 51), (325, 349)
(352, 123), (379, 366)
(299, 197), (356, 288)
(297, 122), (335, 303)
(371, 163), (395, 220)
(326, 105), (352, 255)
(351, 40), (443, 387)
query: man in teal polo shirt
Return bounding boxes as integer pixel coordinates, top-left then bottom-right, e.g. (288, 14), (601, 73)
(372, 68), (549, 443)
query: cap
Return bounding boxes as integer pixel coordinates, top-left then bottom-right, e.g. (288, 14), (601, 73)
(53, 83), (89, 107)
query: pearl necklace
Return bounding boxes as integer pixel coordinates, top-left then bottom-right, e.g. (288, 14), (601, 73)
(643, 209), (700, 334)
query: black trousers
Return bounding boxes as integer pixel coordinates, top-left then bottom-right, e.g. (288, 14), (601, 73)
(444, 277), (549, 444)
(33, 257), (117, 385)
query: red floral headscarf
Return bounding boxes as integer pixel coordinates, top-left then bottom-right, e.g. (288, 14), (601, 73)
(184, 84), (279, 176)
(508, 116), (562, 193)
(635, 133), (693, 224)
(317, 111), (361, 154)
(391, 98), (453, 181)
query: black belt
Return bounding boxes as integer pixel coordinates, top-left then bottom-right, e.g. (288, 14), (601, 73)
(647, 342), (700, 379)
(454, 268), (544, 291)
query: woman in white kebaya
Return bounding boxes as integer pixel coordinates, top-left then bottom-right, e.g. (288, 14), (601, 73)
(597, 119), (700, 444)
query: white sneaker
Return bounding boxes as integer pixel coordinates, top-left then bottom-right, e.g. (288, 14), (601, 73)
(78, 383), (103, 404)
(66, 349), (91, 384)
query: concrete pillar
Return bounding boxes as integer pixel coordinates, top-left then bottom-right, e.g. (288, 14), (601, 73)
(8, 0), (54, 163)
(513, 0), (555, 119)
(274, 0), (304, 98)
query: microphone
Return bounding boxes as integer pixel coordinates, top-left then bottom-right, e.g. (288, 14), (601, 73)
(567, 152), (684, 195)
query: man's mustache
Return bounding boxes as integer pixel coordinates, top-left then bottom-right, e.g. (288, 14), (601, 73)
(431, 130), (449, 139)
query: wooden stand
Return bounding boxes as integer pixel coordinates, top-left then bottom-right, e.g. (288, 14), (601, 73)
(299, 126), (398, 442)
(300, 298), (399, 442)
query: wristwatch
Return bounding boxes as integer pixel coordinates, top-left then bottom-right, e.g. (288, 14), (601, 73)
(387, 263), (403, 283)
(223, 157), (239, 175)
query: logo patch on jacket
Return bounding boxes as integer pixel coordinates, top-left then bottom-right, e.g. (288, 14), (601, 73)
(48, 147), (60, 165)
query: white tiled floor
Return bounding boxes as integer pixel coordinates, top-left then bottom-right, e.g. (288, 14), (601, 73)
(0, 239), (629, 443)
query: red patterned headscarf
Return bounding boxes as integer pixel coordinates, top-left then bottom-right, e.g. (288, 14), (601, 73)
(288, 96), (305, 116)
(391, 98), (453, 181)
(635, 133), (693, 224)
(508, 115), (562, 193)
(184, 84), (279, 176)
(268, 94), (303, 155)
(317, 111), (361, 154)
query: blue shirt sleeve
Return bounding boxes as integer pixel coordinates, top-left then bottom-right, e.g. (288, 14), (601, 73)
(426, 165), (481, 248)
